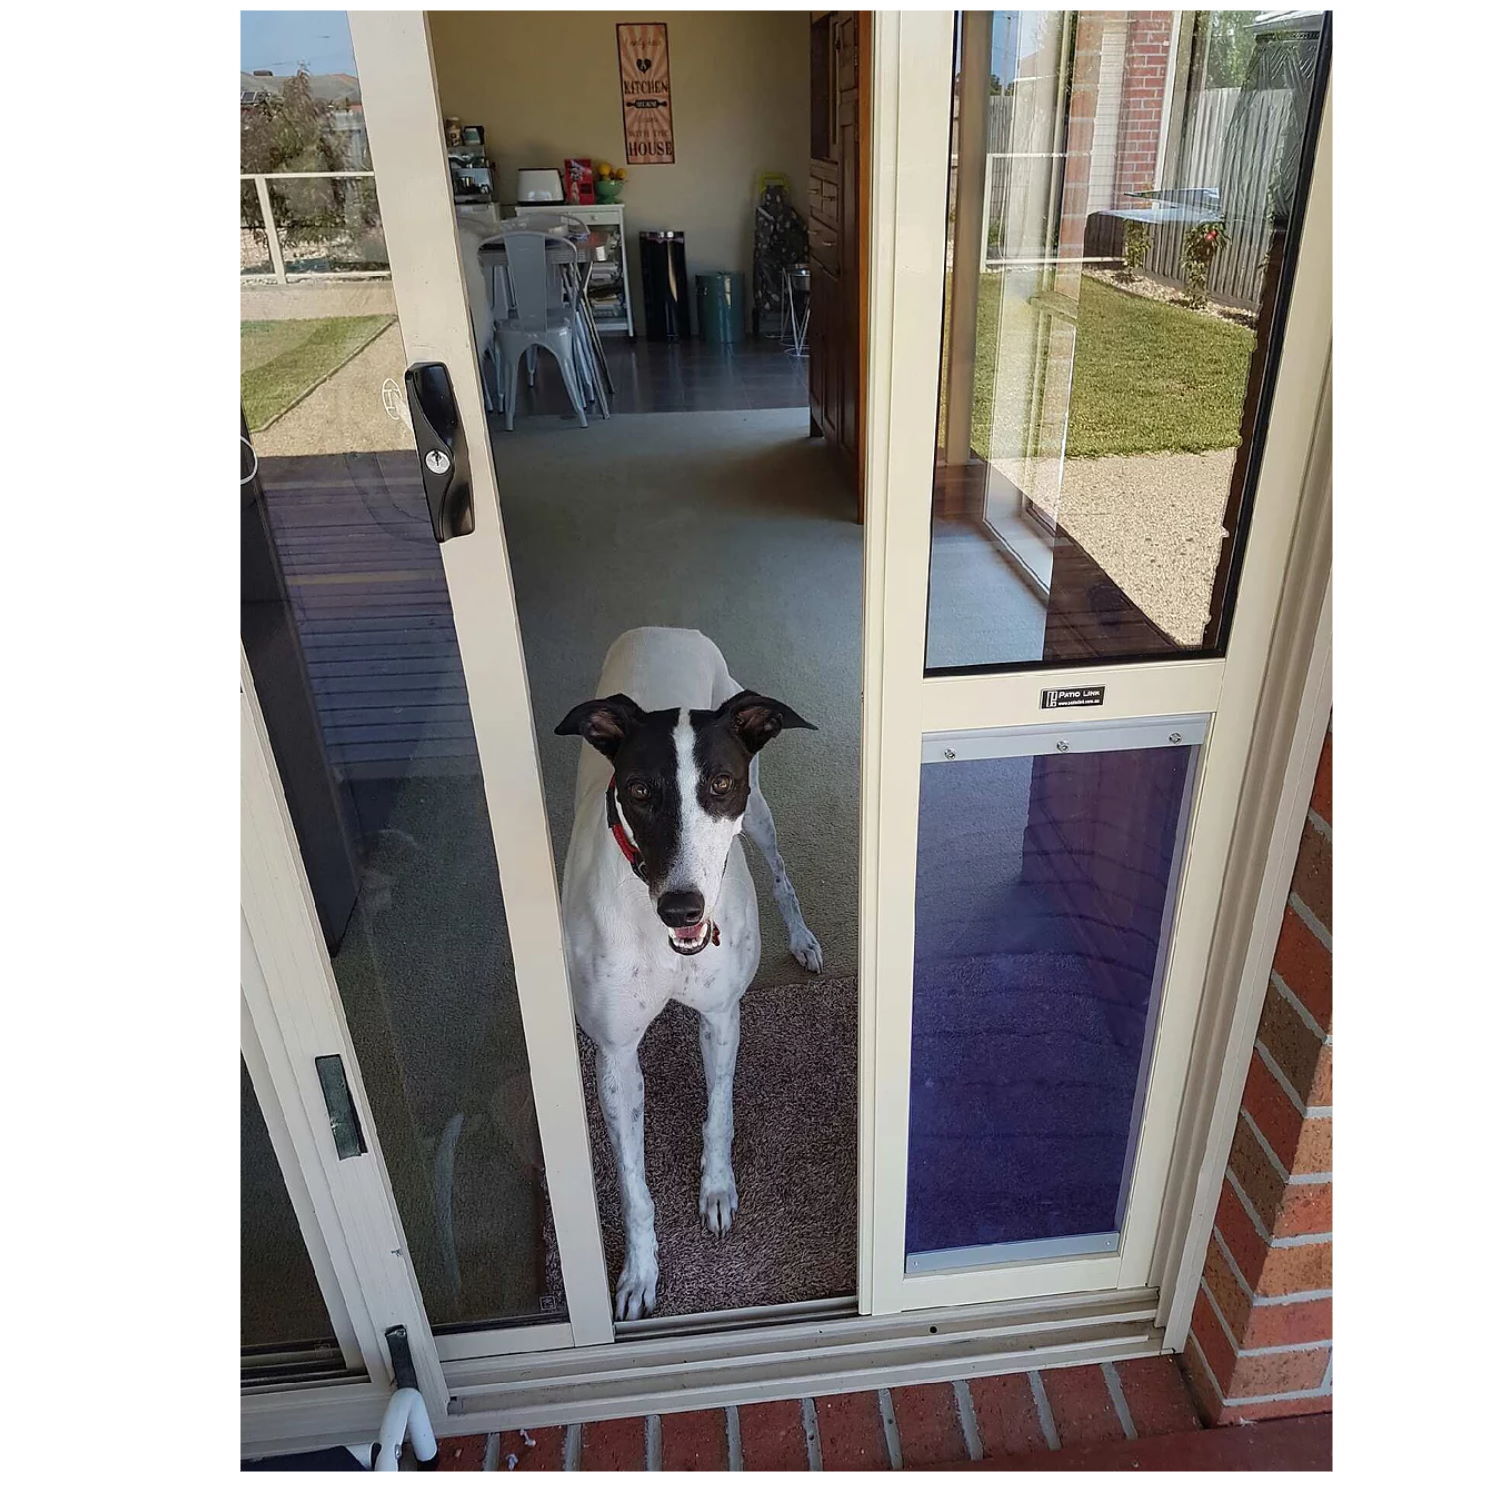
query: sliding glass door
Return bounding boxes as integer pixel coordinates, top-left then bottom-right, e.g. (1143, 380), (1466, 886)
(240, 11), (613, 1416)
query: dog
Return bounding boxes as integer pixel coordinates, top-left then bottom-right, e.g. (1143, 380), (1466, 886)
(555, 627), (822, 1319)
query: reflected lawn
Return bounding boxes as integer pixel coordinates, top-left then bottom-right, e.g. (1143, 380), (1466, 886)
(240, 313), (395, 431)
(971, 274), (1254, 461)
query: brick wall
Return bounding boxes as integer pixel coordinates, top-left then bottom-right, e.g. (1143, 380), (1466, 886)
(1182, 727), (1332, 1424)
(1112, 11), (1175, 202)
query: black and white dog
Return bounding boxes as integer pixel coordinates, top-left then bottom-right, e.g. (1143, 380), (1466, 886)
(555, 627), (822, 1319)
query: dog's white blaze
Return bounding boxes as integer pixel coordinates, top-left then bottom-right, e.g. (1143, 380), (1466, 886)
(668, 708), (740, 915)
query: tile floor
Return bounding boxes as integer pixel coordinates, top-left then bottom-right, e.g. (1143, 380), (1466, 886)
(496, 333), (809, 421)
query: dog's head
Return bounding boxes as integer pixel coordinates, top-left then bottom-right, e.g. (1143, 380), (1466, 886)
(555, 689), (815, 955)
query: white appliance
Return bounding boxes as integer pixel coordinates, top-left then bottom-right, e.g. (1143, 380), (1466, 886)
(515, 167), (564, 203)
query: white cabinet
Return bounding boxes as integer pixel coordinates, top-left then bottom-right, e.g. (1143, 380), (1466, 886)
(563, 204), (633, 337)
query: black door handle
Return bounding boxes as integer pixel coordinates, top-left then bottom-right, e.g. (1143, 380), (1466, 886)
(404, 362), (474, 543)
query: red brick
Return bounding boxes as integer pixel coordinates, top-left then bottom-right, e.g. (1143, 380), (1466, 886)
(1226, 1347), (1330, 1400)
(1113, 1357), (1200, 1438)
(1202, 1238), (1251, 1340)
(1291, 820), (1331, 933)
(1272, 1179), (1331, 1239)
(1190, 1297), (1239, 1397)
(1290, 1111), (1332, 1176)
(1310, 731), (1332, 824)
(1040, 1364), (1126, 1447)
(500, 1427), (564, 1471)
(1219, 1392), (1332, 1424)
(660, 1409), (728, 1472)
(1242, 1295), (1332, 1349)
(1229, 1115), (1289, 1232)
(1180, 1333), (1226, 1425)
(1240, 1054), (1305, 1172)
(890, 1382), (967, 1469)
(814, 1390), (887, 1470)
(1256, 984), (1324, 1112)
(737, 1400), (808, 1471)
(582, 1418), (644, 1471)
(968, 1374), (1050, 1458)
(1273, 908), (1331, 1033)
(1307, 1045), (1333, 1108)
(1256, 1238), (1333, 1300)
(436, 1434), (486, 1470)
(1214, 1180), (1270, 1289)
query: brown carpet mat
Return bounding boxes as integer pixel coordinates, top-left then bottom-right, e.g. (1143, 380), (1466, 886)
(546, 975), (857, 1318)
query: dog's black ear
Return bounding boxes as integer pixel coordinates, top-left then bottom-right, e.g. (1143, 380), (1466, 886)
(715, 690), (817, 754)
(554, 694), (645, 760)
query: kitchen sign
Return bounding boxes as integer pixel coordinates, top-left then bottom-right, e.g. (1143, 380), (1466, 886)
(617, 22), (675, 165)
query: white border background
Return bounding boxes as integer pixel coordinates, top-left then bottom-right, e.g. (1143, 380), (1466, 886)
(2, 1), (1493, 1488)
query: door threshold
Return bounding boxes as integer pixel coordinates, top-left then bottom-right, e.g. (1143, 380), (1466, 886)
(442, 1288), (1162, 1433)
(614, 1294), (858, 1340)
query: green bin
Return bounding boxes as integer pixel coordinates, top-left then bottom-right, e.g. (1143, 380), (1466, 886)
(695, 271), (744, 343)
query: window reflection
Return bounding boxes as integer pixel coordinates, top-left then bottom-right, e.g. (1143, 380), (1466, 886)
(927, 10), (1326, 672)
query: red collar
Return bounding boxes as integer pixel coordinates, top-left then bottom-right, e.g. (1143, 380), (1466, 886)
(605, 777), (648, 880)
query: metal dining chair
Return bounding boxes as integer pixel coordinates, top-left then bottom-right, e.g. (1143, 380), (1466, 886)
(493, 229), (592, 430)
(456, 215), (502, 412)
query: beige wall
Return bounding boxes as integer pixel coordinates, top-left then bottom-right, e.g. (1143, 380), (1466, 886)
(429, 10), (810, 333)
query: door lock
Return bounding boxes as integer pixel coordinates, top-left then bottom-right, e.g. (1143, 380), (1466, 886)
(405, 362), (474, 542)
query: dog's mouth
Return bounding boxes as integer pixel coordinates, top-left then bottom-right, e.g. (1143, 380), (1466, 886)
(667, 917), (714, 956)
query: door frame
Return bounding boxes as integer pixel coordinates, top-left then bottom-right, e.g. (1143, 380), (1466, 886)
(242, 7), (1332, 1453)
(856, 11), (1331, 1315)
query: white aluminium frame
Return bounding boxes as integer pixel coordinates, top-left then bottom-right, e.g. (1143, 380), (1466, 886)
(857, 13), (1331, 1317)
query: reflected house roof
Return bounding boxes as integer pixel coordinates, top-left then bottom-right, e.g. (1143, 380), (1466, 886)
(239, 71), (362, 109)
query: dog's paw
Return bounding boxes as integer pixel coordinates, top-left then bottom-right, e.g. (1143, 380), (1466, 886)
(699, 1170), (739, 1237)
(614, 1253), (659, 1321)
(789, 922), (824, 974)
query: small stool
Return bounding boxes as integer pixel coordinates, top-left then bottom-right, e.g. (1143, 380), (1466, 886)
(781, 265), (811, 358)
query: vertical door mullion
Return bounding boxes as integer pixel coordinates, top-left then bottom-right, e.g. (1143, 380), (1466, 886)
(348, 11), (613, 1346)
(860, 9), (956, 1317)
(242, 661), (447, 1410)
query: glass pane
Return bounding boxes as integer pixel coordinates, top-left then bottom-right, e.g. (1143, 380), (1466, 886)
(240, 9), (564, 1332)
(927, 10), (1327, 672)
(242, 1063), (342, 1361)
(905, 720), (1202, 1269)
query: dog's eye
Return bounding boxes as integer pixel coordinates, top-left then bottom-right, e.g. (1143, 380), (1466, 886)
(710, 774), (733, 797)
(626, 781), (650, 801)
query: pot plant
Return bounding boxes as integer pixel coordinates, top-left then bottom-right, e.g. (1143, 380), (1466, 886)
(594, 160), (627, 202)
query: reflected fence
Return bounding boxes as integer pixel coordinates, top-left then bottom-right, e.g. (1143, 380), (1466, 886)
(241, 170), (389, 283)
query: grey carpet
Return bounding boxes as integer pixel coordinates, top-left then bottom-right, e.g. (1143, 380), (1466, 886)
(490, 406), (863, 990)
(491, 409), (862, 1315)
(545, 976), (858, 1318)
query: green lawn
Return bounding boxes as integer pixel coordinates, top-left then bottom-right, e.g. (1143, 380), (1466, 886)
(240, 314), (395, 431)
(970, 275), (1254, 461)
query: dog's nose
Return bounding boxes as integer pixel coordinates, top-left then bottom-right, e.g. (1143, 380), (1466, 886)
(657, 889), (705, 928)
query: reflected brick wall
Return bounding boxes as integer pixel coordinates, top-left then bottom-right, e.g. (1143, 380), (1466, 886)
(1113, 11), (1175, 201)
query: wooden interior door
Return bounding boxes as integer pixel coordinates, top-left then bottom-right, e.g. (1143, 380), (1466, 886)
(809, 11), (863, 514)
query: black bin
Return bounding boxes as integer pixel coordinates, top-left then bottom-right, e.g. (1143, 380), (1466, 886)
(639, 230), (688, 340)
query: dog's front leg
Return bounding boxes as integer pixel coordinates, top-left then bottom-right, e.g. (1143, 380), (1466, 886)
(596, 1041), (658, 1319)
(697, 999), (740, 1236)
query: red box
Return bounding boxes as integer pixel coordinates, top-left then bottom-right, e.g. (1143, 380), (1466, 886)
(564, 157), (596, 205)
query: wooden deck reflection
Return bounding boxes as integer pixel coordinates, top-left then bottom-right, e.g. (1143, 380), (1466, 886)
(260, 451), (479, 779)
